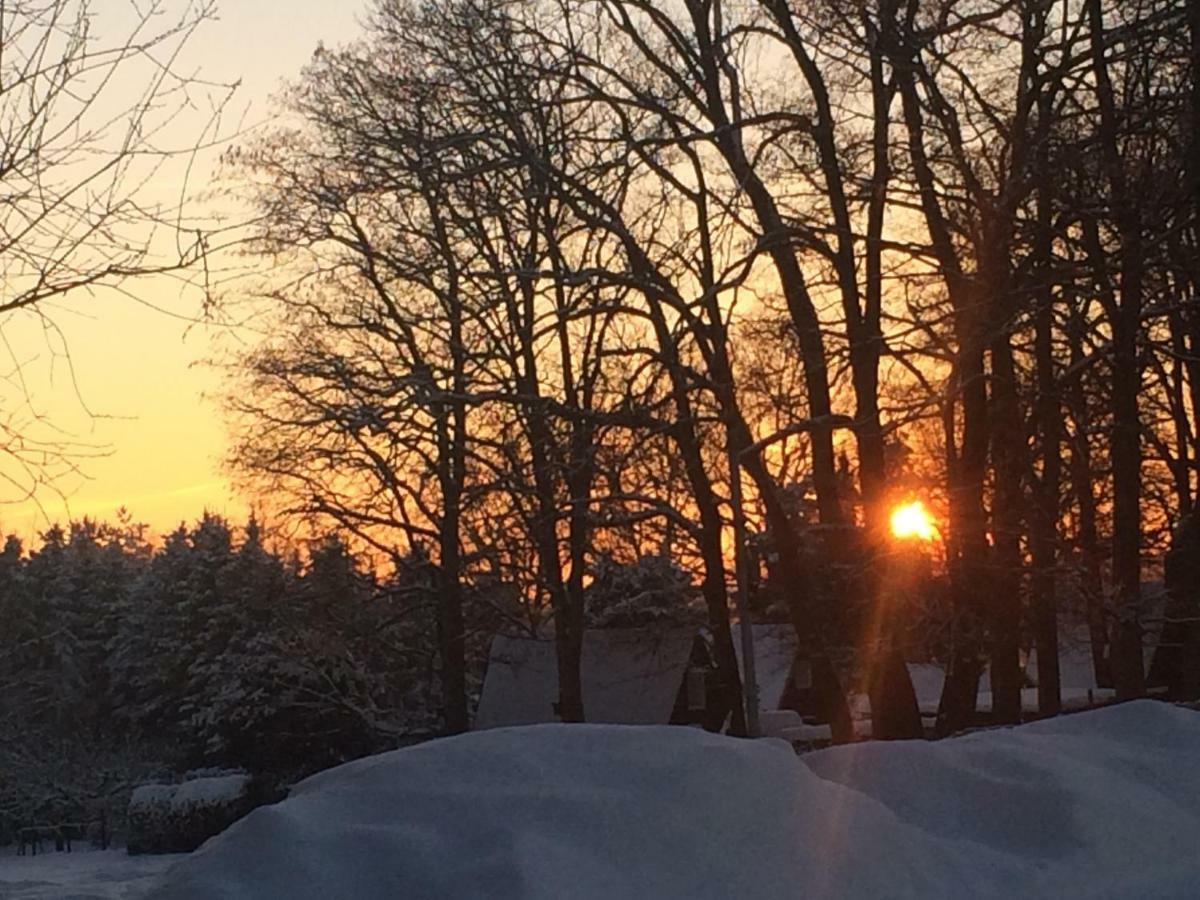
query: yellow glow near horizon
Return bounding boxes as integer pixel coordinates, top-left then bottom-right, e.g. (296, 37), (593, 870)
(1, 2), (368, 541)
(890, 500), (937, 541)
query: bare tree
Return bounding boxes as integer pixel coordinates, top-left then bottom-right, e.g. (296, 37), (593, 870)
(226, 0), (1200, 739)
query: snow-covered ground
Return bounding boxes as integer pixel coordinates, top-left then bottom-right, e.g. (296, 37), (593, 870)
(9, 702), (1197, 899)
(0, 848), (185, 899)
(150, 700), (1199, 899)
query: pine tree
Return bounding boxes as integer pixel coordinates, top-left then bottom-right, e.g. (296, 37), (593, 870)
(584, 554), (705, 628)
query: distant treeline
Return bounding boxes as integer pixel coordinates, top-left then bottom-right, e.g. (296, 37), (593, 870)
(0, 514), (447, 837)
(0, 511), (702, 837)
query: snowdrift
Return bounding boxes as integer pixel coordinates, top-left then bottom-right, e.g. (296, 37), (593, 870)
(153, 701), (1200, 899)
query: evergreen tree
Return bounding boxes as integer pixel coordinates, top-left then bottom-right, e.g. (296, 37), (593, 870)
(584, 554), (705, 629)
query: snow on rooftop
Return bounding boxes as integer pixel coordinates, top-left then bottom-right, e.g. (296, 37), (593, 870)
(729, 623), (799, 713)
(1025, 624), (1106, 691)
(905, 662), (948, 715)
(152, 701), (1200, 899)
(473, 628), (696, 729)
(855, 641), (1114, 724)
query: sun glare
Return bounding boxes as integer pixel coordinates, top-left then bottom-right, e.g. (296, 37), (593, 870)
(890, 500), (936, 541)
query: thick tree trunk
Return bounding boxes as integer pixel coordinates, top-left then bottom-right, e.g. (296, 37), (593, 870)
(938, 346), (990, 736)
(863, 535), (923, 740)
(672, 408), (748, 737)
(1155, 510), (1200, 699)
(979, 3), (1048, 723)
(437, 538), (469, 735)
(890, 45), (993, 735)
(654, 320), (748, 737)
(760, 0), (919, 739)
(1088, 0), (1146, 700)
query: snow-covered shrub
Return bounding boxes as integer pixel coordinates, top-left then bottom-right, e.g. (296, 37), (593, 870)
(127, 774), (255, 854)
(126, 785), (177, 854)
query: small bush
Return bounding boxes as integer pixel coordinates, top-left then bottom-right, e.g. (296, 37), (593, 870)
(126, 774), (255, 854)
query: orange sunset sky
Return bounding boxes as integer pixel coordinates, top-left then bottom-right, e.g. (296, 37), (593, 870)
(3, 1), (369, 542)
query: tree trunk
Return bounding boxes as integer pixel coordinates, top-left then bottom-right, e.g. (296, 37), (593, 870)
(563, 417), (596, 718)
(1109, 288), (1147, 700)
(1066, 307), (1111, 688)
(437, 547), (469, 735)
(859, 0), (921, 741)
(654, 319), (748, 737)
(888, 37), (994, 735)
(437, 410), (469, 734)
(1088, 0), (1146, 700)
(688, 4), (843, 527)
(550, 161), (750, 736)
(989, 329), (1025, 725)
(511, 263), (584, 721)
(1031, 184), (1062, 716)
(528, 412), (584, 723)
(757, 0), (920, 739)
(937, 349), (990, 736)
(1156, 509), (1200, 699)
(673, 409), (748, 737)
(722, 406), (855, 742)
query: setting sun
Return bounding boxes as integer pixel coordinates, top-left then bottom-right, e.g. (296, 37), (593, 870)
(890, 500), (937, 541)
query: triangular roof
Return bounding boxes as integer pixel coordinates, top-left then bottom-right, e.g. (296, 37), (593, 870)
(728, 623), (799, 713)
(473, 628), (696, 730)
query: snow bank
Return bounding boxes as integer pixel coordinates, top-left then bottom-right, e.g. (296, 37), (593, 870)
(154, 701), (1200, 899)
(760, 709), (831, 744)
(803, 701), (1200, 898)
(0, 848), (184, 900)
